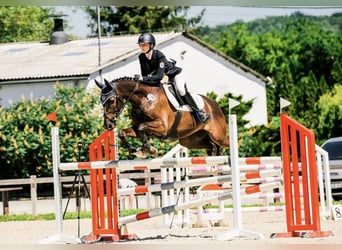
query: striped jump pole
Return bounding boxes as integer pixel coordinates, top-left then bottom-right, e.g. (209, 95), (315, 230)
(189, 163), (282, 174)
(239, 164), (281, 172)
(193, 205), (308, 214)
(118, 181), (280, 226)
(117, 169), (281, 196)
(59, 155), (229, 172)
(244, 176), (282, 184)
(193, 206), (286, 215)
(239, 156), (282, 165)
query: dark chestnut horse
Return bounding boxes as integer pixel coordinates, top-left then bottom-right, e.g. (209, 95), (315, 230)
(95, 77), (229, 157)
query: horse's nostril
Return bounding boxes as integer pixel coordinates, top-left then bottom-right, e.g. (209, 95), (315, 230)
(104, 123), (114, 131)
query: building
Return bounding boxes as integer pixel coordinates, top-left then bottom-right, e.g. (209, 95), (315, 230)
(0, 30), (269, 126)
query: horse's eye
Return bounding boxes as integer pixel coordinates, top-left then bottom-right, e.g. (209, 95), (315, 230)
(108, 99), (115, 105)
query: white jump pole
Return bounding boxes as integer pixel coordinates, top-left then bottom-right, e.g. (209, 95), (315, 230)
(40, 127), (80, 244)
(216, 113), (264, 240)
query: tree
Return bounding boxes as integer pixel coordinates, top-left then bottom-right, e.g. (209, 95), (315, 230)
(331, 60), (342, 84)
(273, 63), (295, 117)
(317, 84), (342, 143)
(239, 117), (281, 157)
(295, 71), (321, 126)
(85, 6), (204, 36)
(0, 6), (53, 43)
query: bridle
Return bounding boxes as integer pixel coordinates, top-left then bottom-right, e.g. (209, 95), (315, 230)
(101, 81), (139, 125)
(103, 96), (122, 125)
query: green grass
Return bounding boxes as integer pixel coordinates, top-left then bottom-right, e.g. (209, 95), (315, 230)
(1, 201), (341, 222)
(0, 209), (145, 222)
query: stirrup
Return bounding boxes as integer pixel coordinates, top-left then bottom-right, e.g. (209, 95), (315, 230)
(196, 110), (210, 124)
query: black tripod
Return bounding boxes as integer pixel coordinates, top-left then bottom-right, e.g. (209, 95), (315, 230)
(63, 142), (91, 238)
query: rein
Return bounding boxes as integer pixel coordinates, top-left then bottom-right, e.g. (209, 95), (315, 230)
(103, 81), (139, 123)
(119, 81), (139, 115)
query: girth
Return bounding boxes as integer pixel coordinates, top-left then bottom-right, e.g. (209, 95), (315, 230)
(163, 111), (182, 141)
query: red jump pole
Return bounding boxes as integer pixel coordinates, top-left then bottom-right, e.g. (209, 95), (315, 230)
(272, 114), (332, 238)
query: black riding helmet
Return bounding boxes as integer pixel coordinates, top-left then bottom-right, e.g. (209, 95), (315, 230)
(137, 33), (156, 48)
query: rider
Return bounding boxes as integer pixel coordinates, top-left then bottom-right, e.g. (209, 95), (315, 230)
(136, 32), (210, 124)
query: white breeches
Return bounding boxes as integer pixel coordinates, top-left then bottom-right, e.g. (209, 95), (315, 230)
(174, 73), (204, 109)
(174, 73), (187, 96)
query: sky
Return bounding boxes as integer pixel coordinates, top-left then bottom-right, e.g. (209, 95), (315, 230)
(54, 6), (342, 38)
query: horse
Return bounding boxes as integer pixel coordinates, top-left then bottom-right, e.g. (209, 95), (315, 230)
(94, 77), (229, 157)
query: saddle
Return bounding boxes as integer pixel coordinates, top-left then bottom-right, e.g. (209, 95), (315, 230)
(162, 81), (204, 112)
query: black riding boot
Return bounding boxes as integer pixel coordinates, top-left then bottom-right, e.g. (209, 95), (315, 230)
(182, 92), (210, 123)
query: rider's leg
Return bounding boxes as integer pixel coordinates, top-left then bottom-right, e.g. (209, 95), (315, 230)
(174, 74), (210, 123)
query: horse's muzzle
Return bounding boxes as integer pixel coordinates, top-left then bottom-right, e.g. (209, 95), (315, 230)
(104, 122), (116, 131)
(103, 114), (117, 131)
(103, 119), (116, 131)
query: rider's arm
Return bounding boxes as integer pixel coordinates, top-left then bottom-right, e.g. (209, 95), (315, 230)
(141, 50), (167, 82)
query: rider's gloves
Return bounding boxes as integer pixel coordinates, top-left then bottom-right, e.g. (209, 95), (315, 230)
(161, 74), (169, 84)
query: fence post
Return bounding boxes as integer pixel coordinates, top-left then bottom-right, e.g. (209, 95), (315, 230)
(30, 175), (37, 216)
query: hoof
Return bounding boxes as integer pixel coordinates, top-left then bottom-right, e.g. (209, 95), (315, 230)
(214, 219), (229, 227)
(192, 221), (210, 228)
(133, 148), (147, 158)
(149, 146), (158, 157)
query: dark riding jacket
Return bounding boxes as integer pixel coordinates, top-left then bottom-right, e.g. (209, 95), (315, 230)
(139, 50), (182, 83)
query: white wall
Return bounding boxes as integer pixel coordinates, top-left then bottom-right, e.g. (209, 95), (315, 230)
(88, 41), (267, 126)
(0, 82), (55, 107)
(0, 79), (88, 108)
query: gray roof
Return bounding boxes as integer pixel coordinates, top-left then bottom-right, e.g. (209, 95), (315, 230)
(0, 31), (267, 83)
(0, 32), (179, 81)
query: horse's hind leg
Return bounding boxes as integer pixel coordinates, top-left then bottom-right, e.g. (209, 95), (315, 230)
(206, 143), (221, 156)
(179, 132), (221, 156)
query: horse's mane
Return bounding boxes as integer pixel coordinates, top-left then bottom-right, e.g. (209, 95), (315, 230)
(98, 77), (135, 96)
(111, 76), (161, 87)
(111, 76), (137, 83)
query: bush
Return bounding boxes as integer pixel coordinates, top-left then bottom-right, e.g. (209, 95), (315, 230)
(0, 84), (103, 178)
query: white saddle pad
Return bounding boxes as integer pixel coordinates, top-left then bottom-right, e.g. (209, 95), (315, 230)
(162, 84), (204, 111)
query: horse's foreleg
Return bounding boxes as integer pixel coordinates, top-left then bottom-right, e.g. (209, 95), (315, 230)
(141, 134), (158, 157)
(137, 120), (165, 157)
(118, 127), (138, 155)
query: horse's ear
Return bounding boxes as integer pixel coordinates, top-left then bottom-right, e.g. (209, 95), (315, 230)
(104, 79), (111, 86)
(104, 78), (115, 90)
(94, 79), (104, 89)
